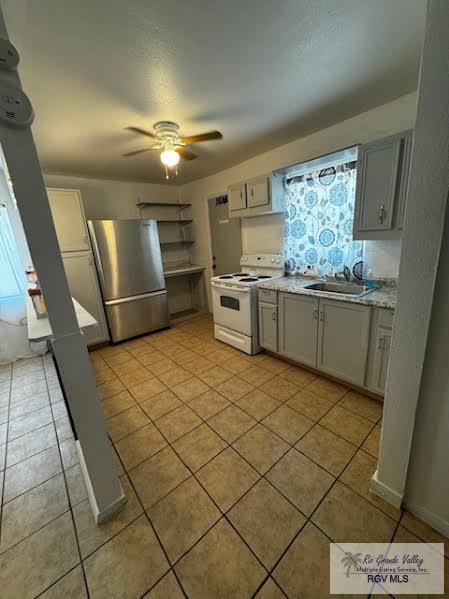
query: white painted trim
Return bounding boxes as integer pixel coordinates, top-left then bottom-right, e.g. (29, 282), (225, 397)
(76, 441), (127, 524)
(370, 469), (403, 509)
(403, 501), (449, 539)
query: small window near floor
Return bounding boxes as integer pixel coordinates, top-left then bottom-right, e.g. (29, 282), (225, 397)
(281, 147), (363, 278)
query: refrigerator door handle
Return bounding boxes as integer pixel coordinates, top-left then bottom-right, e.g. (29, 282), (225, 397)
(104, 289), (167, 306)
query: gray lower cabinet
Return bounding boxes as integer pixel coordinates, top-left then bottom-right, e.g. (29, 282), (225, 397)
(278, 293), (318, 367)
(365, 308), (393, 394)
(258, 301), (278, 352)
(317, 299), (371, 386)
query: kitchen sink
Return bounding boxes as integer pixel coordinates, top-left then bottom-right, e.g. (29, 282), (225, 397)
(304, 282), (375, 296)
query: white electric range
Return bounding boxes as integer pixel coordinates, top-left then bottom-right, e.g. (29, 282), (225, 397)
(211, 254), (284, 354)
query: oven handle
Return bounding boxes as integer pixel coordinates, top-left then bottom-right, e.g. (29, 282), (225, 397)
(211, 282), (251, 293)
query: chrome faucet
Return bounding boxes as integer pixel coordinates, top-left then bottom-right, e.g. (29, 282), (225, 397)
(334, 265), (352, 283)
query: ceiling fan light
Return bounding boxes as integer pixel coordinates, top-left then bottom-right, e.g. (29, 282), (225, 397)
(160, 149), (180, 167)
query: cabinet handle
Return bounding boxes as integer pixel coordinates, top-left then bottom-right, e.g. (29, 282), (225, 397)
(240, 190), (243, 200)
(319, 311), (325, 322)
(378, 337), (384, 350)
(378, 205), (385, 224)
(313, 308), (318, 320)
(250, 188), (254, 197)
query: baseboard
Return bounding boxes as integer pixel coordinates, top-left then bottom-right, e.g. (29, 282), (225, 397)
(76, 441), (127, 525)
(370, 469), (403, 509)
(403, 501), (449, 538)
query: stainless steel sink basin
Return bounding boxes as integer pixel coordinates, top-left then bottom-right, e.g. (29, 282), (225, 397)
(304, 282), (374, 296)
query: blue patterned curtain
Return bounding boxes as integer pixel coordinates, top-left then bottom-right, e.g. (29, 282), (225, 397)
(284, 161), (363, 277)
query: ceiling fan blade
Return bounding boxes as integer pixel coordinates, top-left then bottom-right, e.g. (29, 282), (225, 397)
(122, 148), (155, 157)
(180, 130), (223, 144)
(125, 126), (157, 140)
(177, 147), (198, 161)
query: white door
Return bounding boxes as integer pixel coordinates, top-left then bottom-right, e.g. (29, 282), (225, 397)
(247, 176), (269, 208)
(211, 282), (253, 336)
(62, 251), (109, 344)
(208, 196), (242, 276)
(47, 188), (90, 252)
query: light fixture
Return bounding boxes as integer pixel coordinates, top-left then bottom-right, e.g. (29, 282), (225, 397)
(160, 148), (180, 167)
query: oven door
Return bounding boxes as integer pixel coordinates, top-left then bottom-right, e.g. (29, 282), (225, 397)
(211, 281), (253, 336)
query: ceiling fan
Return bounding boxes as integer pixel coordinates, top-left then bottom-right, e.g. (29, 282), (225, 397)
(123, 121), (223, 179)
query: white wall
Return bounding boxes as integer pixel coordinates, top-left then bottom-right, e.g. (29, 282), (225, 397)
(364, 240), (402, 279)
(44, 173), (180, 220)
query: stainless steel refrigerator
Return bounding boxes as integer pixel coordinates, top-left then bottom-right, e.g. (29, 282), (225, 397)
(88, 219), (169, 342)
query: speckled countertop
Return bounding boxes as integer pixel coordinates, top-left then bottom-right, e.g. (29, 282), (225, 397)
(258, 276), (397, 309)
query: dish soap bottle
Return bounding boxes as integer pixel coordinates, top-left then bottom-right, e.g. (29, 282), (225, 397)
(365, 268), (376, 290)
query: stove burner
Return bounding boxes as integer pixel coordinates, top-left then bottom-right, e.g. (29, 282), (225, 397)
(219, 275), (234, 279)
(239, 277), (258, 282)
(232, 273), (249, 276)
(257, 275), (272, 279)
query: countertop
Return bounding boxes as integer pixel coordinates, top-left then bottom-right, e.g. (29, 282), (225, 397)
(258, 276), (396, 309)
(27, 295), (97, 341)
(163, 264), (205, 277)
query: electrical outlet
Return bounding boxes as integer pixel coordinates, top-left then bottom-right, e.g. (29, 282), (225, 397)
(0, 84), (33, 128)
(0, 39), (19, 70)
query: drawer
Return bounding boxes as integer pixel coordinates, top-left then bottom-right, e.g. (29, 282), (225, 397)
(258, 288), (277, 304)
(376, 307), (394, 328)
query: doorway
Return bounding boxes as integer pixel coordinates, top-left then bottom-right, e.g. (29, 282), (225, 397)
(208, 194), (242, 275)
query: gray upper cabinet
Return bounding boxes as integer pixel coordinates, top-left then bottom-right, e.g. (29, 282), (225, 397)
(317, 299), (371, 386)
(258, 301), (278, 353)
(353, 130), (413, 240)
(278, 292), (318, 367)
(365, 308), (393, 394)
(247, 176), (270, 208)
(228, 174), (285, 218)
(228, 183), (247, 212)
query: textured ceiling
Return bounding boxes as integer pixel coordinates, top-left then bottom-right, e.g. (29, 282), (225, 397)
(2, 0), (425, 184)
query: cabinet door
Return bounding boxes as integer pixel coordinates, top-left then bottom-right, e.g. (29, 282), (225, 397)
(228, 184), (246, 211)
(278, 292), (318, 367)
(62, 251), (109, 345)
(370, 325), (392, 394)
(47, 188), (90, 252)
(258, 301), (278, 352)
(317, 299), (370, 385)
(354, 135), (402, 233)
(396, 130), (413, 230)
(247, 176), (270, 208)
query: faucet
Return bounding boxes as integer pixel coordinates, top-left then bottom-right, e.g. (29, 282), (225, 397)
(334, 265), (352, 283)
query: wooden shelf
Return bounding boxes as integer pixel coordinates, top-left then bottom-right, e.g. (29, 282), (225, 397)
(160, 240), (194, 246)
(136, 201), (192, 209)
(157, 219), (192, 224)
(164, 265), (205, 278)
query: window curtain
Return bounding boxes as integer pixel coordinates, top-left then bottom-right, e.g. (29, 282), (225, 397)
(284, 161), (363, 277)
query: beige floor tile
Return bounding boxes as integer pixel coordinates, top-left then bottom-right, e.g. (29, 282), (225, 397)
(173, 349), (199, 365)
(94, 366), (116, 385)
(320, 405), (374, 445)
(6, 423), (57, 468)
(171, 377), (209, 402)
(129, 446), (190, 509)
(145, 357), (178, 377)
(312, 480), (396, 542)
(340, 449), (402, 520)
(221, 355), (252, 375)
(233, 424), (289, 474)
(306, 376), (348, 402)
(143, 571), (184, 598)
(10, 379), (47, 402)
(401, 511), (449, 558)
(215, 376), (255, 402)
(118, 366), (154, 388)
(172, 423), (227, 472)
(84, 515), (169, 599)
(273, 521), (334, 599)
(193, 341), (221, 357)
(161, 342), (189, 358)
(40, 565), (87, 599)
(0, 512), (79, 599)
(101, 390), (136, 419)
(338, 390), (384, 423)
(295, 424), (357, 476)
(255, 577), (286, 598)
(155, 405), (202, 442)
(239, 365), (275, 387)
(188, 388), (230, 420)
(175, 519), (266, 597)
(259, 376), (299, 402)
(197, 447), (260, 512)
(362, 423), (381, 457)
(198, 365), (233, 387)
(102, 351), (132, 368)
(207, 348), (236, 365)
(8, 405), (53, 441)
(96, 378), (125, 401)
(106, 405), (150, 442)
(158, 366), (193, 388)
(229, 479), (305, 569)
(280, 364), (317, 387)
(236, 388), (280, 421)
(4, 445), (62, 503)
(267, 449), (334, 515)
(183, 356), (215, 375)
(287, 388), (334, 421)
(111, 357), (143, 376)
(0, 473), (68, 553)
(140, 389), (182, 420)
(149, 477), (221, 563)
(65, 464), (88, 506)
(59, 438), (79, 470)
(134, 348), (165, 364)
(9, 392), (49, 421)
(128, 377), (168, 402)
(262, 405), (314, 444)
(74, 476), (143, 558)
(208, 405), (256, 443)
(115, 423), (167, 470)
(261, 356), (290, 374)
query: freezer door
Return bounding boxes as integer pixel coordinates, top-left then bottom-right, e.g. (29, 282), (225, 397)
(88, 219), (165, 300)
(105, 290), (170, 342)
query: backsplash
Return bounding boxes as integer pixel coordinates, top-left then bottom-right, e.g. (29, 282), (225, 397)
(363, 240), (401, 279)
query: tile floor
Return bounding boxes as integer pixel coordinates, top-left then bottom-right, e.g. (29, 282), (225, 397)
(0, 313), (448, 598)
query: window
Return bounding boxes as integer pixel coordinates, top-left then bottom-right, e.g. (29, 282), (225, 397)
(282, 148), (363, 277)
